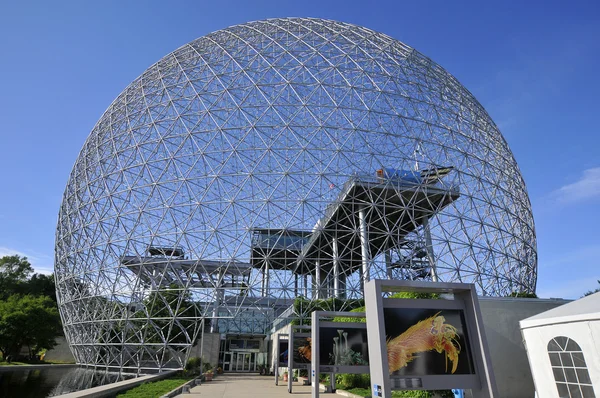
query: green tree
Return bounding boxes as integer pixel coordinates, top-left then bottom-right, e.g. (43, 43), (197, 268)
(0, 255), (33, 299)
(26, 273), (57, 301)
(583, 280), (600, 297)
(0, 295), (62, 358)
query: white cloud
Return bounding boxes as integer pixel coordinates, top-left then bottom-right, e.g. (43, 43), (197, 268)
(0, 246), (53, 275)
(553, 167), (600, 204)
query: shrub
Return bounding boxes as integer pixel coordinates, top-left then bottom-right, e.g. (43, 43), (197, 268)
(336, 373), (370, 389)
(185, 356), (201, 371)
(291, 297), (365, 325)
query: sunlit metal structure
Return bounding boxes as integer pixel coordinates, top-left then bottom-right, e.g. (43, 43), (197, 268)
(55, 17), (536, 373)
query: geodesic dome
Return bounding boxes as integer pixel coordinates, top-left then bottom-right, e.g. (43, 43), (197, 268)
(55, 17), (536, 372)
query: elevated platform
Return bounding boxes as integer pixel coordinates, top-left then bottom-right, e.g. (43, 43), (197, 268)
(250, 228), (311, 270)
(121, 256), (252, 289)
(296, 174), (459, 275)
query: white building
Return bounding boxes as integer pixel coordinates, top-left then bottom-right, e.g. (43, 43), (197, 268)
(521, 292), (600, 398)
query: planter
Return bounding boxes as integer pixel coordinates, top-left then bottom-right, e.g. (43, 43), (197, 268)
(282, 373), (288, 382)
(299, 377), (310, 385)
(204, 372), (213, 381)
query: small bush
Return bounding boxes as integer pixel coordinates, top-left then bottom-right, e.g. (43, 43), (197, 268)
(202, 360), (213, 373)
(185, 356), (201, 371)
(336, 373), (370, 389)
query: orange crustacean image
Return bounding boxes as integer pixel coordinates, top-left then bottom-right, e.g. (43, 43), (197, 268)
(297, 338), (312, 362)
(387, 312), (461, 374)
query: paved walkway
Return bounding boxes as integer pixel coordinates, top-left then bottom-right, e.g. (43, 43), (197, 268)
(176, 373), (313, 397)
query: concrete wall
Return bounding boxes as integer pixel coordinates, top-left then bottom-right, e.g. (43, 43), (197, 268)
(522, 319), (600, 398)
(44, 337), (76, 363)
(478, 297), (569, 398)
(188, 332), (221, 368)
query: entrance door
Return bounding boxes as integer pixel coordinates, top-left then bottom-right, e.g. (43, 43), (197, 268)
(223, 352), (232, 372)
(235, 352), (242, 371)
(224, 351), (257, 372)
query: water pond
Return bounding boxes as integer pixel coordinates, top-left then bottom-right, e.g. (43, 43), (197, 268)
(0, 366), (132, 398)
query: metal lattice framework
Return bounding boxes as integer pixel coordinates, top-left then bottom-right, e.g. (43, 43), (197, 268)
(55, 17), (537, 372)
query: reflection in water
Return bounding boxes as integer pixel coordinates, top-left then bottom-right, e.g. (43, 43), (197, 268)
(0, 367), (134, 398)
(48, 368), (134, 396)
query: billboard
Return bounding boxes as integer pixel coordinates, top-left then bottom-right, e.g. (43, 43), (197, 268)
(383, 308), (474, 376)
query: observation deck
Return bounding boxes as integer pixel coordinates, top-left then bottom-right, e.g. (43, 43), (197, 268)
(121, 255), (252, 290)
(249, 167), (459, 298)
(250, 229), (311, 270)
(296, 171), (459, 276)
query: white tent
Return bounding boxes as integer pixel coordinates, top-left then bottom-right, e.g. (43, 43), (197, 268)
(520, 291), (600, 398)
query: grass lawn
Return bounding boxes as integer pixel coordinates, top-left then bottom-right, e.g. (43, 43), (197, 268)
(116, 377), (191, 398)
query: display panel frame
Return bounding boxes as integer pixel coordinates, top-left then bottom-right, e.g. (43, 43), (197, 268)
(311, 311), (370, 398)
(288, 325), (312, 393)
(275, 333), (288, 386)
(364, 279), (497, 398)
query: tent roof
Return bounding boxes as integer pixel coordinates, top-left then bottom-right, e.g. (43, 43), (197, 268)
(520, 291), (600, 329)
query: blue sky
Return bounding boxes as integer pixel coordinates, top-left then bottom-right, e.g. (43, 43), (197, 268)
(0, 0), (598, 298)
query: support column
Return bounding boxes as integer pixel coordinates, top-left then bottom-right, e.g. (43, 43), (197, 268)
(333, 237), (340, 298)
(385, 250), (393, 279)
(358, 207), (371, 286)
(294, 273), (298, 297)
(303, 274), (308, 297)
(261, 264), (265, 296)
(199, 318), (205, 381)
(423, 216), (438, 282)
(262, 259), (270, 297)
(314, 260), (321, 299)
(211, 270), (224, 333)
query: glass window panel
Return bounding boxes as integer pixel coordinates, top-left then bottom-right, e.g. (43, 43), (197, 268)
(549, 353), (561, 366)
(553, 367), (566, 382)
(548, 339), (562, 352)
(569, 383), (583, 398)
(581, 385), (596, 398)
(565, 367), (578, 383)
(555, 336), (568, 350)
(577, 368), (592, 384)
(561, 352), (574, 367)
(566, 338), (581, 351)
(556, 383), (570, 397)
(573, 352), (587, 367)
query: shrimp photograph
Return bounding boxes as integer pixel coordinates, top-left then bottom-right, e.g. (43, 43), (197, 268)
(383, 308), (475, 376)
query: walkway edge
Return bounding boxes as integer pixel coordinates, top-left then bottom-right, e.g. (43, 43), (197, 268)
(52, 369), (177, 398)
(318, 382), (366, 398)
(160, 376), (201, 398)
(334, 388), (368, 398)
(0, 364), (77, 371)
